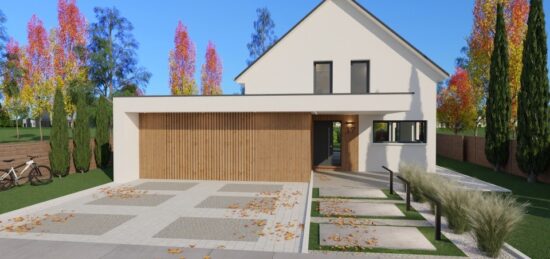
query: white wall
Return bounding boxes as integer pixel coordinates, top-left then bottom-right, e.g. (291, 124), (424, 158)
(237, 0), (442, 172)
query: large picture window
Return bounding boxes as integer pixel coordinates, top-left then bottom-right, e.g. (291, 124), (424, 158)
(373, 121), (427, 143)
(314, 61), (332, 94)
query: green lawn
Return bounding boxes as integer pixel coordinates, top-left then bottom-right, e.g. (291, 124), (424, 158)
(0, 127), (96, 143)
(309, 223), (465, 256)
(436, 127), (485, 137)
(0, 168), (112, 214)
(437, 156), (550, 258)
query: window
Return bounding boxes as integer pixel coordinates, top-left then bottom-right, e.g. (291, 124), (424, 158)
(351, 61), (370, 93)
(314, 62), (332, 94)
(373, 121), (427, 143)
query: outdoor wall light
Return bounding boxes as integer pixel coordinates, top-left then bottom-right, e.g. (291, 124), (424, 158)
(345, 121), (356, 132)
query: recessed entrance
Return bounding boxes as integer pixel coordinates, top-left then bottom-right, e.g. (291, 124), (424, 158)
(313, 121), (342, 168)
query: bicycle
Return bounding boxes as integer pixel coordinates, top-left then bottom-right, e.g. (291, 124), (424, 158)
(0, 155), (52, 191)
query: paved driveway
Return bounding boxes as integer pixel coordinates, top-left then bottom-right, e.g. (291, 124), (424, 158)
(0, 180), (308, 253)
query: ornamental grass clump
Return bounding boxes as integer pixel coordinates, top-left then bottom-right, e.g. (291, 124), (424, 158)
(468, 194), (526, 257)
(399, 163), (428, 202)
(439, 184), (482, 234)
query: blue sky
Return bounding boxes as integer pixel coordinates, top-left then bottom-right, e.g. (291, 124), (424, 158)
(2, 1), (548, 95)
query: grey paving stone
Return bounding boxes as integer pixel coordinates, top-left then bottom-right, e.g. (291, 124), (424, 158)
(320, 187), (387, 198)
(134, 182), (198, 191)
(311, 217), (431, 227)
(195, 196), (277, 209)
(218, 183), (283, 193)
(209, 249), (274, 259)
(320, 224), (436, 251)
(102, 244), (212, 259)
(1, 238), (117, 259)
(29, 213), (134, 235)
(154, 217), (266, 241)
(87, 194), (174, 207)
(320, 201), (404, 217)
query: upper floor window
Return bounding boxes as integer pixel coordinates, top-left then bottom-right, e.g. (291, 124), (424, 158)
(351, 60), (370, 94)
(314, 61), (332, 94)
(373, 120), (427, 143)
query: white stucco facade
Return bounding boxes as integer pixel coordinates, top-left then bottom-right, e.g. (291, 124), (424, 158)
(113, 0), (446, 183)
(236, 0), (446, 172)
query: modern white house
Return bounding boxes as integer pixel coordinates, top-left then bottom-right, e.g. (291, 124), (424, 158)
(113, 0), (448, 183)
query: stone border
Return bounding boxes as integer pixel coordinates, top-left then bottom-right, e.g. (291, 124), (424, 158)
(503, 243), (531, 259)
(0, 182), (117, 221)
(300, 171), (314, 253)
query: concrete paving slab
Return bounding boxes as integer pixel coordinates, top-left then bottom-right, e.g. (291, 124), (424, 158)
(320, 224), (436, 251)
(319, 201), (404, 217)
(102, 244), (212, 259)
(87, 194), (174, 207)
(195, 196), (277, 209)
(218, 183), (283, 193)
(311, 217), (431, 227)
(29, 213), (134, 235)
(1, 238), (117, 259)
(209, 249), (274, 259)
(154, 217), (266, 241)
(319, 187), (387, 198)
(134, 182), (198, 191)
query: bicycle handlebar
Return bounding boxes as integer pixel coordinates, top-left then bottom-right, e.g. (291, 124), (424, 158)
(27, 155), (38, 160)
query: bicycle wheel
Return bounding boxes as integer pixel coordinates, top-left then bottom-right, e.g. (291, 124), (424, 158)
(30, 165), (53, 185)
(0, 170), (14, 191)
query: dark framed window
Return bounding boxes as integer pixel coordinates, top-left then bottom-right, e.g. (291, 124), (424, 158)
(373, 120), (427, 143)
(314, 61), (332, 94)
(351, 60), (370, 93)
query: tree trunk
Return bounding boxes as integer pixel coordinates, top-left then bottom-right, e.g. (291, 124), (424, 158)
(39, 117), (43, 141)
(527, 171), (537, 183)
(15, 118), (19, 139)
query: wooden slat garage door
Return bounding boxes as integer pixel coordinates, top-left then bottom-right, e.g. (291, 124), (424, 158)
(139, 113), (312, 182)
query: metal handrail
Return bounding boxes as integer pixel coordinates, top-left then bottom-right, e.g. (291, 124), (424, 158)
(395, 175), (411, 211)
(423, 192), (442, 241)
(381, 166), (394, 194)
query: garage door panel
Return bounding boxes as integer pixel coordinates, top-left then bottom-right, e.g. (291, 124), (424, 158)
(139, 113), (311, 182)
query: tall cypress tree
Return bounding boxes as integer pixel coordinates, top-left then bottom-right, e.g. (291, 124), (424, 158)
(517, 0), (550, 182)
(485, 4), (511, 172)
(73, 91), (91, 173)
(95, 96), (111, 168)
(49, 88), (70, 177)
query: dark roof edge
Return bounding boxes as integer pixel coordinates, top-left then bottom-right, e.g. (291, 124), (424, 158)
(349, 0), (449, 77)
(234, 0), (326, 81)
(234, 0), (449, 81)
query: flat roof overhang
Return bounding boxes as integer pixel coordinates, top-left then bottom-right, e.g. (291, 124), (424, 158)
(113, 93), (415, 115)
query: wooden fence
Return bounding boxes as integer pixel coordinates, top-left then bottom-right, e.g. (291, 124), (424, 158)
(0, 140), (98, 174)
(437, 134), (550, 183)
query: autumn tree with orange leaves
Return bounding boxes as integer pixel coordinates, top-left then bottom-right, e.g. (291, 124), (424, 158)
(466, 0), (529, 135)
(201, 42), (222, 95)
(53, 0), (87, 117)
(169, 21), (196, 95)
(22, 15), (54, 141)
(437, 68), (477, 135)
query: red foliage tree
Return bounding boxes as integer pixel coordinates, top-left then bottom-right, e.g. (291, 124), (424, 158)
(437, 68), (477, 134)
(53, 0), (86, 80)
(169, 21), (196, 95)
(200, 41), (222, 95)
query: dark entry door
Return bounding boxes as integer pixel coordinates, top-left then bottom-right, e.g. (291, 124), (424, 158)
(314, 121), (334, 167)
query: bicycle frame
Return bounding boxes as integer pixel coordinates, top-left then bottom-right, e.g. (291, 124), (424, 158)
(0, 159), (35, 185)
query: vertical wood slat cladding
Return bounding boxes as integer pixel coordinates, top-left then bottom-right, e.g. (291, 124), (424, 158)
(139, 113), (311, 182)
(312, 115), (359, 172)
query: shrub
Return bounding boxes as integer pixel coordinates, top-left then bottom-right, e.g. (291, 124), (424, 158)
(49, 88), (70, 177)
(468, 194), (526, 257)
(399, 163), (443, 203)
(95, 96), (111, 168)
(439, 184), (482, 234)
(73, 91), (91, 173)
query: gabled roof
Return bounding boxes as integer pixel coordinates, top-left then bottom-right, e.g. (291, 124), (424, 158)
(235, 0), (449, 81)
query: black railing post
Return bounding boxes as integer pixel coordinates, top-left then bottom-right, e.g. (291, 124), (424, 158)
(396, 175), (411, 211)
(424, 193), (442, 241)
(381, 166), (393, 194)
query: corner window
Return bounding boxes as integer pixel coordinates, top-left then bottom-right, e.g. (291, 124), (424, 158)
(314, 61), (332, 94)
(351, 60), (370, 93)
(373, 121), (427, 143)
